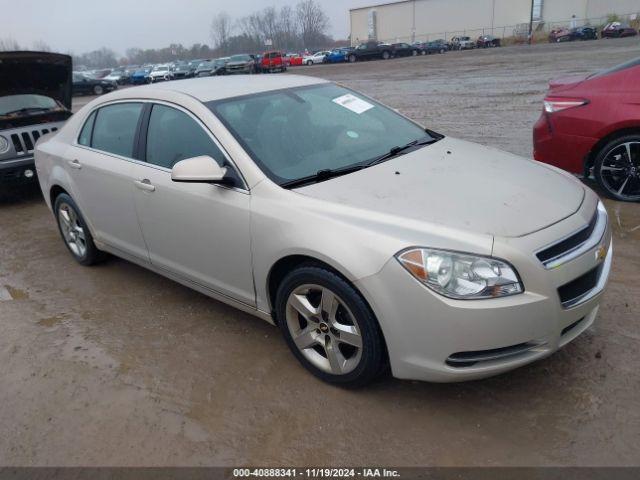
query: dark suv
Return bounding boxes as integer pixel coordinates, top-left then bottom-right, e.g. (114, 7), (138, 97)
(347, 41), (393, 62)
(1, 52), (73, 187)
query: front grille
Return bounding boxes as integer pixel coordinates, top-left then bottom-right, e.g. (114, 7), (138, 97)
(446, 342), (540, 368)
(536, 210), (598, 264)
(6, 127), (57, 156)
(558, 265), (602, 307)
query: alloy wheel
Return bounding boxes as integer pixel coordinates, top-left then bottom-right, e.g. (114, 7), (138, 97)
(285, 284), (363, 375)
(598, 141), (640, 201)
(58, 203), (88, 258)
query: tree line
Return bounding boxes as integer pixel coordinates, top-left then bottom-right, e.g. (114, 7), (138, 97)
(0, 0), (338, 69)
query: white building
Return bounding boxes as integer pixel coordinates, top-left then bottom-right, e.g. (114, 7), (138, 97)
(350, 0), (640, 45)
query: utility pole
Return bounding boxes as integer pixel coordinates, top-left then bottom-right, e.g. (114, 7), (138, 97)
(528, 0), (535, 45)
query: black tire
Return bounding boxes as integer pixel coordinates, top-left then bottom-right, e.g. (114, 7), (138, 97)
(593, 134), (640, 202)
(382, 50), (390, 60)
(348, 54), (357, 63)
(93, 85), (104, 95)
(275, 265), (386, 387)
(306, 60), (313, 66)
(53, 193), (106, 265)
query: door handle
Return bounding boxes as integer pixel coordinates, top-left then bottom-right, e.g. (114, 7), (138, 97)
(134, 179), (156, 192)
(68, 159), (82, 170)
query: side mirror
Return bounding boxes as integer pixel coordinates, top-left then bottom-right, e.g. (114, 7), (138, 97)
(171, 156), (228, 184)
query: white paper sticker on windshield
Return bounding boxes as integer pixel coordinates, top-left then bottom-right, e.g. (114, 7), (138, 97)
(332, 94), (374, 114)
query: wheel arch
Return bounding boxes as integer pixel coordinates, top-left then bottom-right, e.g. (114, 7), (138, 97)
(50, 184), (69, 207)
(584, 125), (640, 175)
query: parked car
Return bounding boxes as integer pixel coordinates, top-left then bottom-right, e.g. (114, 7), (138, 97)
(195, 60), (219, 77)
(601, 22), (638, 38)
(391, 43), (419, 57)
(149, 65), (172, 82)
(347, 41), (393, 62)
(225, 54), (256, 74)
(72, 72), (117, 95)
(187, 59), (205, 76)
(549, 26), (598, 42)
(171, 63), (193, 79)
(414, 41), (447, 55)
(451, 36), (476, 50)
(261, 51), (287, 73)
(329, 48), (353, 63)
(285, 53), (304, 66)
(35, 75), (611, 386)
(130, 68), (152, 85)
(476, 35), (501, 48)
(104, 68), (131, 85)
(0, 51), (73, 187)
(534, 57), (640, 201)
(303, 51), (330, 65)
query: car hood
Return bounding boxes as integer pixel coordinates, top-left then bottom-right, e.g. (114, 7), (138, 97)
(0, 51), (72, 110)
(548, 74), (588, 93)
(294, 137), (585, 238)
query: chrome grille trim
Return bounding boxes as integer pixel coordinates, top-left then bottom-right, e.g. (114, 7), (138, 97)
(535, 202), (608, 270)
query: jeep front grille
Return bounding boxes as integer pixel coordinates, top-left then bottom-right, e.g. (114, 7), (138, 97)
(8, 127), (57, 156)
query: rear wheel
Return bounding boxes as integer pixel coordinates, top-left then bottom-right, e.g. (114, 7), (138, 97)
(594, 135), (640, 202)
(54, 194), (106, 265)
(348, 54), (357, 63)
(276, 266), (386, 387)
(93, 85), (104, 95)
(382, 50), (390, 60)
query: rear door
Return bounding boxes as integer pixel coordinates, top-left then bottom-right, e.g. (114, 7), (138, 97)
(129, 102), (255, 305)
(69, 102), (148, 260)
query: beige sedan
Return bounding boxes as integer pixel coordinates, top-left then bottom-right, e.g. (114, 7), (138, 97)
(35, 76), (612, 386)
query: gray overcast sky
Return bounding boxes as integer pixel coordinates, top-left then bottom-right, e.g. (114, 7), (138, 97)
(2, 0), (379, 55)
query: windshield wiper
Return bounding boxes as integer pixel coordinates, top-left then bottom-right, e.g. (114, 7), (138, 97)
(367, 136), (440, 167)
(281, 164), (366, 189)
(1, 107), (55, 116)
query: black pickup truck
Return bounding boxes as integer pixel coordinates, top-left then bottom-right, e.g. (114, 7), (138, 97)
(0, 51), (73, 188)
(347, 41), (394, 62)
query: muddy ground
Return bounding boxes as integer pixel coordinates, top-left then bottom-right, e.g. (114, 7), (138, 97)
(1, 38), (639, 467)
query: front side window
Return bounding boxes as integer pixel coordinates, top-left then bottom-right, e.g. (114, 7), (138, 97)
(145, 104), (226, 169)
(91, 103), (143, 158)
(209, 83), (433, 185)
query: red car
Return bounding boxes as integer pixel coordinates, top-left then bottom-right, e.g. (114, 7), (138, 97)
(285, 54), (303, 66)
(601, 22), (638, 38)
(534, 57), (640, 201)
(261, 51), (287, 73)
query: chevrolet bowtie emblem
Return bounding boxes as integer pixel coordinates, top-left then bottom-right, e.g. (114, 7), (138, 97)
(595, 245), (607, 262)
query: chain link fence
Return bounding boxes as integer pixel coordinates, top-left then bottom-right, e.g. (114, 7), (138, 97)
(372, 12), (639, 45)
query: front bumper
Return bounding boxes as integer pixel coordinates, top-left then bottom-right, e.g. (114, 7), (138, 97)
(355, 197), (612, 382)
(0, 157), (37, 186)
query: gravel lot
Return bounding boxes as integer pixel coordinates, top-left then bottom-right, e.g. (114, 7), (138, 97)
(1, 38), (639, 467)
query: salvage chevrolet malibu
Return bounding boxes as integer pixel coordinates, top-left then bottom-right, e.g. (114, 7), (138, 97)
(34, 76), (612, 386)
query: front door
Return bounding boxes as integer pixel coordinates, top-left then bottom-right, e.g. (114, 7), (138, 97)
(130, 103), (255, 305)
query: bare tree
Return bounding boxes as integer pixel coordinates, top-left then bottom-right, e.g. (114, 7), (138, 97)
(33, 40), (52, 52)
(211, 12), (233, 54)
(295, 0), (330, 50)
(0, 37), (20, 51)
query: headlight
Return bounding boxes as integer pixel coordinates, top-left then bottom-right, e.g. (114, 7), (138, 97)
(0, 135), (10, 154)
(396, 248), (523, 299)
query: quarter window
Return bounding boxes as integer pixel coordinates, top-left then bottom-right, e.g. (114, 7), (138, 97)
(145, 104), (225, 169)
(78, 111), (96, 146)
(91, 103), (143, 158)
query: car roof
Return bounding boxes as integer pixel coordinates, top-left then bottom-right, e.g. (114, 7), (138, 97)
(105, 75), (330, 102)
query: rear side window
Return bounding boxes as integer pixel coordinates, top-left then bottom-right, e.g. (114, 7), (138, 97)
(78, 111), (96, 146)
(145, 104), (225, 169)
(91, 103), (143, 158)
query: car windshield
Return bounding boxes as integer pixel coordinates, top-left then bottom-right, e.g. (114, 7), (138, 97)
(0, 94), (62, 117)
(198, 62), (212, 68)
(154, 66), (168, 71)
(230, 55), (251, 62)
(208, 83), (436, 186)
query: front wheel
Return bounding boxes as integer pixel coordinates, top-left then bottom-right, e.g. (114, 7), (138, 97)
(54, 194), (106, 265)
(276, 266), (386, 387)
(593, 135), (640, 202)
(93, 85), (104, 95)
(306, 60), (313, 66)
(382, 50), (390, 60)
